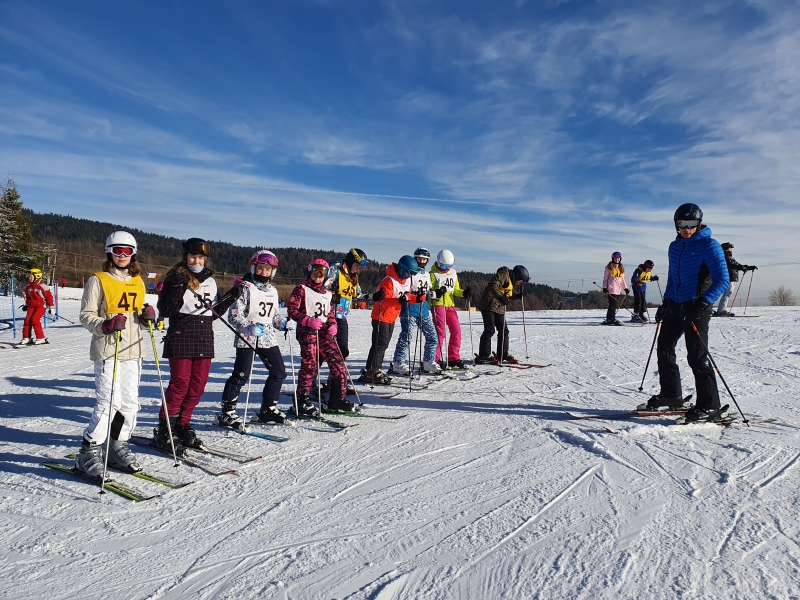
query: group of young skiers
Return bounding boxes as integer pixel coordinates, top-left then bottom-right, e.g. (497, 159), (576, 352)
(52, 199), (755, 479)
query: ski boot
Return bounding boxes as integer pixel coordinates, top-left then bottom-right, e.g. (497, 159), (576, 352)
(638, 395), (692, 411)
(217, 408), (244, 430)
(107, 439), (143, 473)
(18, 338), (31, 346)
(449, 359), (466, 370)
(499, 354), (519, 364)
(178, 423), (202, 449)
(345, 385), (357, 396)
(473, 354), (495, 365)
(154, 415), (183, 452)
(32, 338), (49, 345)
(683, 405), (729, 423)
(256, 402), (286, 425)
(325, 390), (354, 412)
(421, 361), (442, 374)
(388, 362), (410, 376)
(629, 315), (642, 323)
(74, 439), (106, 479)
(290, 393), (319, 417)
(358, 370), (392, 385)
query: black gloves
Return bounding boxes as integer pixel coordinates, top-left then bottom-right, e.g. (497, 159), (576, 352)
(171, 271), (188, 288)
(415, 292), (427, 303)
(229, 284), (245, 300)
(372, 289), (385, 302)
(602, 288), (608, 294)
(498, 295), (510, 306)
(462, 286), (471, 301)
(101, 314), (127, 334)
(655, 304), (666, 323)
(750, 265), (758, 270)
(686, 298), (711, 322)
(511, 292), (523, 300)
(398, 294), (409, 305)
(21, 305), (28, 312)
(651, 275), (659, 281)
(624, 288), (630, 294)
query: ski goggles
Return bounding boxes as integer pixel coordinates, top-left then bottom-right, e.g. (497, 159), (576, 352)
(107, 245), (135, 257)
(309, 264), (329, 276)
(184, 240), (211, 256)
(675, 219), (700, 229)
(356, 258), (370, 268)
(252, 254), (279, 268)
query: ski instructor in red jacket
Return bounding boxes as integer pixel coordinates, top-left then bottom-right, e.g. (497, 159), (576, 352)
(21, 268), (54, 345)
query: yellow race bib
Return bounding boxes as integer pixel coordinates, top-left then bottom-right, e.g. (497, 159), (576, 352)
(95, 272), (146, 315)
(337, 270), (358, 299)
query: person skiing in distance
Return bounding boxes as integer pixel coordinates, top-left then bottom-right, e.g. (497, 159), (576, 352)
(75, 232), (152, 477)
(602, 252), (628, 325)
(475, 265), (530, 364)
(390, 248), (440, 376)
(630, 260), (658, 323)
(714, 243), (758, 317)
(287, 259), (351, 414)
(156, 238), (240, 449)
(646, 203), (729, 422)
(360, 255), (419, 384)
(429, 249), (470, 370)
(218, 251), (291, 429)
(20, 268), (55, 345)
(325, 247), (369, 393)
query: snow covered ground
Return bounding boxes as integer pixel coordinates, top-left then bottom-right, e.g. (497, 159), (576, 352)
(1, 289), (799, 599)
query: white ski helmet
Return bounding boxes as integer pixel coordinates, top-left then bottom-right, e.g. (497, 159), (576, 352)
(437, 249), (455, 269)
(105, 231), (137, 255)
(250, 250), (279, 275)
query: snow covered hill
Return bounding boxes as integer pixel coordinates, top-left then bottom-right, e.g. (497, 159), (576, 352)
(1, 290), (798, 599)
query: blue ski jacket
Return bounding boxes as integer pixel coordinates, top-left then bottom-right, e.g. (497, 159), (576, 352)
(663, 225), (728, 305)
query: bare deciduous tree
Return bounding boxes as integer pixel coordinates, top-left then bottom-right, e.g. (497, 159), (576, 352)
(769, 286), (797, 306)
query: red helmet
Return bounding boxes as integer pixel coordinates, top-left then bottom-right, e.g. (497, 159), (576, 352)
(307, 258), (330, 277)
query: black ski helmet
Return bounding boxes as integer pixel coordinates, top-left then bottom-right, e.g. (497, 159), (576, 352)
(345, 248), (368, 269)
(674, 203), (703, 224)
(512, 265), (530, 284)
(182, 238), (210, 258)
(721, 242), (734, 251)
(644, 260), (654, 269)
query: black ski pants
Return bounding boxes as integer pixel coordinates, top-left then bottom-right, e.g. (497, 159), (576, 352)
(656, 303), (720, 410)
(479, 310), (509, 359)
(222, 345), (286, 410)
(633, 290), (647, 317)
(334, 317), (349, 360)
(365, 319), (395, 372)
(606, 294), (623, 322)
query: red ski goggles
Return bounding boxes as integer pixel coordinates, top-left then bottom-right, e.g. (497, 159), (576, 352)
(309, 264), (329, 276)
(107, 246), (135, 257)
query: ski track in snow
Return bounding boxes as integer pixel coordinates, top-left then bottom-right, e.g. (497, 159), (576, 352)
(2, 294), (800, 599)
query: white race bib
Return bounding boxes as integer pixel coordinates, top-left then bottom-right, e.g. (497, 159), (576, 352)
(179, 278), (218, 315)
(432, 269), (457, 293)
(303, 286), (332, 320)
(409, 272), (430, 295)
(247, 284), (279, 325)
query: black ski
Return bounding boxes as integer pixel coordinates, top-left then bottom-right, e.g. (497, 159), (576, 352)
(44, 462), (158, 501)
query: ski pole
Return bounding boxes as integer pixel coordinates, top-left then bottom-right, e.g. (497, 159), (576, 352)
(521, 293), (529, 359)
(331, 336), (363, 408)
(656, 280), (664, 304)
(315, 331), (323, 415)
(638, 322), (660, 391)
(186, 288), (259, 352)
(728, 277), (745, 312)
(147, 317), (178, 465)
(467, 299), (475, 363)
(744, 269), (755, 315)
(690, 321), (749, 425)
(241, 339), (258, 426)
(409, 315), (421, 390)
(99, 329), (121, 498)
(286, 332), (299, 418)
(162, 285), (240, 341)
(592, 283), (635, 317)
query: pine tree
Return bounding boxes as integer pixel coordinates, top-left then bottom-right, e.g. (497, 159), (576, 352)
(0, 177), (37, 279)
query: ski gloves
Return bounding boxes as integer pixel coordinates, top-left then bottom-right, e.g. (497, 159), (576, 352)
(462, 287), (471, 301)
(498, 295), (510, 306)
(655, 305), (666, 323)
(47, 307), (54, 315)
(398, 294), (409, 305)
(140, 304), (157, 325)
(372, 289), (386, 302)
(301, 316), (324, 330)
(686, 298), (711, 322)
(101, 314), (127, 334)
(21, 305), (27, 311)
(742, 265), (758, 271)
(245, 323), (266, 337)
(602, 288), (608, 293)
(651, 275), (659, 281)
(327, 323), (338, 338)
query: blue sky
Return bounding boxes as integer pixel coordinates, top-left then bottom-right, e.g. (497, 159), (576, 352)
(1, 0), (798, 300)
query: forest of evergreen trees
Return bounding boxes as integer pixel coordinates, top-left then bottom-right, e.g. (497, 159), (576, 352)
(27, 210), (607, 309)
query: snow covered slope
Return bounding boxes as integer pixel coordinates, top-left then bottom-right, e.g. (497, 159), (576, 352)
(1, 290), (798, 599)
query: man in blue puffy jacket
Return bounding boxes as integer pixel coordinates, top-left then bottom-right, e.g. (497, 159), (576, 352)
(645, 204), (729, 422)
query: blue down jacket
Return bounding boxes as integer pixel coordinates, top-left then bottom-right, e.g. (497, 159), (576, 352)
(663, 225), (728, 305)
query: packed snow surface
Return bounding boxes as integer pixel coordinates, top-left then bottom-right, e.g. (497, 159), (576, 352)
(1, 290), (799, 599)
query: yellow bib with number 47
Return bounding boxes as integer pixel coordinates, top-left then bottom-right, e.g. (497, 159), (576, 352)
(95, 272), (146, 315)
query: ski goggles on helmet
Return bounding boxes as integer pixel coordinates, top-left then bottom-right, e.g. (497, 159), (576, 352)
(611, 252), (622, 260)
(184, 240), (211, 256)
(251, 253), (279, 268)
(675, 219), (700, 229)
(309, 264), (329, 276)
(107, 245), (135, 257)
